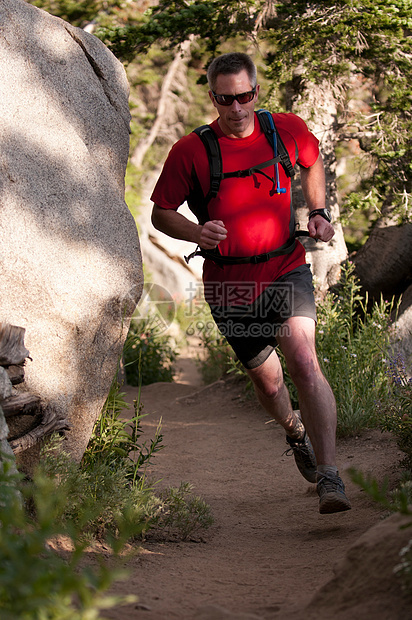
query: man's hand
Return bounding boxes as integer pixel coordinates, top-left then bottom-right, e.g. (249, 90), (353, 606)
(307, 215), (335, 242)
(199, 220), (227, 249)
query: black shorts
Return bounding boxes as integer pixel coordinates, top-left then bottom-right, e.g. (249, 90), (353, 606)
(209, 264), (316, 369)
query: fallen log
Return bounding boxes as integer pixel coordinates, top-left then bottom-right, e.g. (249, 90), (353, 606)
(5, 364), (25, 385)
(0, 393), (41, 417)
(0, 323), (30, 366)
(0, 323), (70, 460)
(9, 408), (70, 454)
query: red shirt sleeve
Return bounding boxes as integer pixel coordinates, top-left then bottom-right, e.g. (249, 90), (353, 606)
(274, 113), (319, 168)
(151, 133), (209, 210)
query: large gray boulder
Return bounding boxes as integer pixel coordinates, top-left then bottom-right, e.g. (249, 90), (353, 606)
(0, 0), (143, 468)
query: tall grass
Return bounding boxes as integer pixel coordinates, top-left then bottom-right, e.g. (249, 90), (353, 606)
(316, 262), (396, 436)
(124, 318), (178, 386)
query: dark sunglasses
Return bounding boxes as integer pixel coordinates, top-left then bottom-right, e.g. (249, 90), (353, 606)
(211, 87), (256, 106)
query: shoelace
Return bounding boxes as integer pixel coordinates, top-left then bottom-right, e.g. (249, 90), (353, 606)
(317, 473), (344, 492)
(284, 435), (313, 464)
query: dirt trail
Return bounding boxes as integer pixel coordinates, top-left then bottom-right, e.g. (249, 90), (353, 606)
(102, 352), (409, 620)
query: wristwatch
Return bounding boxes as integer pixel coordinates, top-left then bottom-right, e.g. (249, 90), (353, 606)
(308, 208), (332, 223)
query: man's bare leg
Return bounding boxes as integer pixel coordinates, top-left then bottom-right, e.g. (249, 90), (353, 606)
(276, 316), (337, 467)
(245, 350), (305, 440)
(246, 348), (317, 483)
(246, 316), (351, 513)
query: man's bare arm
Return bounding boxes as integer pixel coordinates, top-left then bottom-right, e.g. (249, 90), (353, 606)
(300, 155), (334, 242)
(151, 204), (227, 250)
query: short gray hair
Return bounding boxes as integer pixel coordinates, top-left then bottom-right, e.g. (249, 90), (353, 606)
(207, 53), (257, 91)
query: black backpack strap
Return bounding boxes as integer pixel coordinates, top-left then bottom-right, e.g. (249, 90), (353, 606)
(193, 125), (222, 200)
(185, 115), (298, 264)
(256, 110), (295, 178)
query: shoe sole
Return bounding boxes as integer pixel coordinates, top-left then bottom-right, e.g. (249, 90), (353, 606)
(319, 493), (352, 514)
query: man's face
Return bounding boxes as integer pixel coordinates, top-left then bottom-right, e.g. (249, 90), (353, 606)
(209, 69), (259, 139)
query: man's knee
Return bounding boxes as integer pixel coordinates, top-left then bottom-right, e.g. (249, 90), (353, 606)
(286, 348), (320, 385)
(248, 370), (284, 400)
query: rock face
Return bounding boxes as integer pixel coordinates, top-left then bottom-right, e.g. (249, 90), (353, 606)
(300, 511), (412, 620)
(0, 0), (143, 468)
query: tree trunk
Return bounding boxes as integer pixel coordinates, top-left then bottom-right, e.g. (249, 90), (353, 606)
(130, 38), (193, 169)
(285, 76), (348, 295)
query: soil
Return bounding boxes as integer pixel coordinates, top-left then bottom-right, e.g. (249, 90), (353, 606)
(100, 347), (412, 620)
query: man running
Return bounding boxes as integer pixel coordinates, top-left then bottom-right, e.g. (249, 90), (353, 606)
(151, 52), (351, 514)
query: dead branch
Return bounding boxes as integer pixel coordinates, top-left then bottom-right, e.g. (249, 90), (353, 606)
(130, 37), (193, 169)
(0, 323), (30, 366)
(5, 365), (25, 385)
(9, 407), (70, 454)
(1, 393), (41, 418)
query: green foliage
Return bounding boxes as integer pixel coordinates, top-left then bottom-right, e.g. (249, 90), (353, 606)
(0, 376), (214, 617)
(124, 162), (143, 220)
(124, 318), (178, 386)
(378, 352), (412, 469)
(149, 482), (214, 541)
(38, 437), (154, 543)
(349, 467), (412, 515)
(0, 453), (137, 620)
(83, 378), (164, 486)
(97, 0), (257, 62)
(26, 0), (122, 27)
(262, 1), (412, 220)
(316, 262), (395, 436)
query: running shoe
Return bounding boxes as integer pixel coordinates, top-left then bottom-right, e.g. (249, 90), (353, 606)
(285, 432), (317, 483)
(317, 472), (352, 514)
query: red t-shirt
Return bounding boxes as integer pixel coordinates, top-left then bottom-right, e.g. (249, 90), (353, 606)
(151, 112), (319, 305)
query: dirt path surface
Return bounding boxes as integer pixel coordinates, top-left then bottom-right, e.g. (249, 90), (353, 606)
(102, 352), (411, 620)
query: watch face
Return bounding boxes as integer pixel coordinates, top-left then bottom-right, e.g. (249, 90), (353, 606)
(325, 209), (331, 222)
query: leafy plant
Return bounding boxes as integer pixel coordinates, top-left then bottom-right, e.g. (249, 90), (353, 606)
(124, 318), (178, 386)
(149, 482), (214, 541)
(0, 452), (137, 620)
(316, 262), (395, 436)
(83, 377), (164, 486)
(378, 352), (412, 469)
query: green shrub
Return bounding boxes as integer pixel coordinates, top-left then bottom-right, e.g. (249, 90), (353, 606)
(149, 482), (214, 541)
(378, 352), (412, 469)
(0, 353), (214, 618)
(124, 318), (178, 386)
(316, 263), (395, 436)
(196, 328), (237, 384)
(83, 378), (164, 486)
(0, 453), (137, 620)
